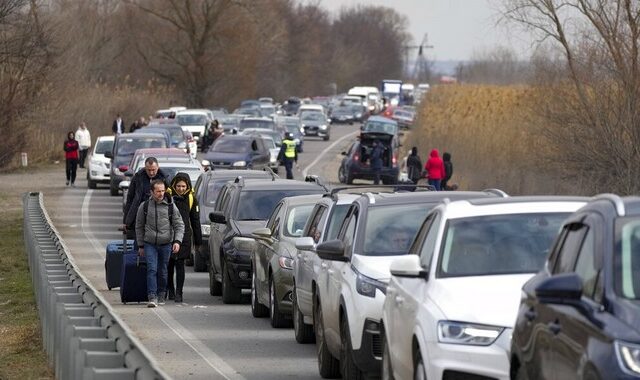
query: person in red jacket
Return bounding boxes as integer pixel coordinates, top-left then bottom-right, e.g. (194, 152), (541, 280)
(424, 148), (445, 191)
(63, 131), (80, 187)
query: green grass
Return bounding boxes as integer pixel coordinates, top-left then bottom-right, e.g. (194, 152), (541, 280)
(0, 211), (53, 379)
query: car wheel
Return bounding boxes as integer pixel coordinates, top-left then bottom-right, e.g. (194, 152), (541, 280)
(221, 260), (242, 304)
(338, 167), (346, 184)
(209, 258), (221, 296)
(87, 172), (97, 189)
(315, 300), (340, 379)
(269, 275), (290, 328)
(382, 331), (395, 380)
(293, 284), (314, 344)
(323, 135), (330, 141)
(340, 315), (363, 379)
(109, 181), (119, 196)
(251, 268), (268, 318)
(413, 350), (427, 380)
(193, 249), (207, 272)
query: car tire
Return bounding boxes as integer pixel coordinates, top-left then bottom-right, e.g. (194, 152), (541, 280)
(221, 260), (242, 304)
(382, 331), (395, 380)
(323, 135), (330, 141)
(413, 350), (427, 380)
(209, 260), (221, 296)
(87, 172), (97, 189)
(315, 300), (340, 379)
(109, 181), (119, 196)
(269, 275), (290, 328)
(293, 285), (314, 344)
(513, 361), (529, 380)
(251, 269), (268, 318)
(193, 250), (207, 272)
(340, 315), (363, 380)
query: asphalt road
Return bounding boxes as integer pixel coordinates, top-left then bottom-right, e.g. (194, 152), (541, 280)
(45, 122), (361, 379)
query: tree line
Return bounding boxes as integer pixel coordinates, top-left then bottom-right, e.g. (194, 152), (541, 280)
(0, 0), (410, 168)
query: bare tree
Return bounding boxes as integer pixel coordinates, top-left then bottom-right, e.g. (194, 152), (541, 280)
(502, 0), (640, 193)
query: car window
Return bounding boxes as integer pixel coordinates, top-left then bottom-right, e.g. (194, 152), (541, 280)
(266, 203), (283, 236)
(177, 115), (207, 125)
(94, 139), (113, 154)
(235, 190), (323, 221)
(553, 223), (587, 274)
(305, 205), (326, 243)
(204, 180), (228, 206)
(438, 213), (570, 278)
(285, 205), (314, 237)
(215, 186), (231, 213)
(573, 227), (599, 300)
(362, 204), (430, 256)
(213, 138), (250, 153)
(325, 204), (350, 242)
(615, 218), (640, 299)
(341, 208), (358, 256)
(418, 212), (442, 268)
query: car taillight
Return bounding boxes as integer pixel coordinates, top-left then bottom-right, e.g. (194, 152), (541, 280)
(392, 155), (397, 167)
(354, 154), (359, 162)
(118, 165), (128, 172)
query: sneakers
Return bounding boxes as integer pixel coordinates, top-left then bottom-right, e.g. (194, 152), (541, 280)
(147, 296), (158, 308)
(158, 292), (166, 305)
(168, 287), (175, 301)
(71, 182), (76, 187)
(66, 181), (69, 186)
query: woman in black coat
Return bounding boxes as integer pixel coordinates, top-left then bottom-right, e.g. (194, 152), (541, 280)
(167, 172), (202, 303)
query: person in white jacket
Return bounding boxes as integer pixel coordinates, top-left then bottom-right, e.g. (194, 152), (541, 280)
(75, 122), (91, 168)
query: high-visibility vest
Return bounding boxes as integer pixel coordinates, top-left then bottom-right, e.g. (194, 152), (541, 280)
(283, 139), (296, 158)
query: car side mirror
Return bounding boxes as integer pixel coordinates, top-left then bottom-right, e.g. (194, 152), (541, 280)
(316, 239), (348, 261)
(295, 236), (315, 251)
(209, 211), (226, 224)
(252, 227), (273, 242)
(105, 151), (113, 159)
(389, 255), (427, 279)
(535, 273), (583, 302)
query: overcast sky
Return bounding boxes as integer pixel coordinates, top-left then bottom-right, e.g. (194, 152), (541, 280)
(315, 0), (533, 61)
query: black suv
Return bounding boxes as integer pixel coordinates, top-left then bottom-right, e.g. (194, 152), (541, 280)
(191, 169), (276, 272)
(208, 176), (328, 303)
(511, 194), (640, 380)
(338, 133), (399, 185)
(201, 135), (271, 170)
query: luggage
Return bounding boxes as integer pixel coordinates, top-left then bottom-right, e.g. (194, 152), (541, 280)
(120, 254), (148, 304)
(104, 234), (135, 290)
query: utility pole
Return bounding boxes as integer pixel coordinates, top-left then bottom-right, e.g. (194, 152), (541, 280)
(404, 33), (434, 82)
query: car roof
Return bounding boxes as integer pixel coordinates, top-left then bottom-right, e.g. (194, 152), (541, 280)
(206, 169), (274, 180)
(234, 178), (326, 191)
(217, 134), (256, 141)
(574, 194), (640, 218)
(241, 117), (274, 122)
(355, 190), (502, 207)
(133, 148), (186, 155)
(367, 115), (397, 124)
(175, 109), (210, 116)
(442, 196), (590, 219)
(117, 132), (166, 140)
(281, 194), (324, 207)
(96, 135), (115, 142)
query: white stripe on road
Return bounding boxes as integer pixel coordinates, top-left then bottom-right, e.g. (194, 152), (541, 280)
(302, 130), (359, 178)
(81, 190), (246, 380)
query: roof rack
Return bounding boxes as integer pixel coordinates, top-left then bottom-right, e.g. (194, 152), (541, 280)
(482, 188), (509, 198)
(262, 167), (278, 181)
(593, 193), (625, 217)
(305, 175), (329, 191)
(234, 176), (245, 186)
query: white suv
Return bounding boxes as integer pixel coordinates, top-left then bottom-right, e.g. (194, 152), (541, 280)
(312, 190), (504, 378)
(86, 135), (114, 189)
(175, 109), (213, 145)
(381, 196), (588, 380)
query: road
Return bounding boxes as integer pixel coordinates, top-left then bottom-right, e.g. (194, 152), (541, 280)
(44, 123), (361, 379)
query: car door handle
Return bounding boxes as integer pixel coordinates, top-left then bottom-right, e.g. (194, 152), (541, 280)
(395, 296), (404, 305)
(548, 321), (561, 335)
(525, 309), (537, 321)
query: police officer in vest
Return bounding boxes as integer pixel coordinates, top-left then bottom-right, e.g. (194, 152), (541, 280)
(278, 132), (298, 179)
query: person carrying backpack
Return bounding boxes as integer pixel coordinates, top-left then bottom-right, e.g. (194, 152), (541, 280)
(135, 179), (185, 308)
(167, 173), (202, 303)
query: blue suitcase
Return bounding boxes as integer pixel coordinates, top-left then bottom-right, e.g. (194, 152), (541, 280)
(104, 235), (135, 290)
(120, 254), (148, 304)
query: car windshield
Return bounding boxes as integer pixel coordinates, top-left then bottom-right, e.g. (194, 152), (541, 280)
(301, 112), (324, 121)
(177, 115), (207, 125)
(364, 121), (397, 135)
(117, 137), (167, 155)
(438, 213), (570, 278)
(95, 140), (113, 154)
(362, 205), (430, 256)
(212, 138), (250, 153)
(236, 190), (323, 221)
(239, 119), (274, 130)
(615, 218), (640, 299)
(285, 205), (315, 237)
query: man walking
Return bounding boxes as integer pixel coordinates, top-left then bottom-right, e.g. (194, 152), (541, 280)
(112, 113), (125, 135)
(123, 157), (168, 240)
(75, 122), (91, 168)
(370, 139), (384, 185)
(278, 132), (298, 179)
(136, 179), (184, 307)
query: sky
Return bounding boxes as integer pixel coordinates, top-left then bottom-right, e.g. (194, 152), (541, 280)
(314, 0), (533, 62)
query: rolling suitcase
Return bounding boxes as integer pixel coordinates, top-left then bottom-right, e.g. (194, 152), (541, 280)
(120, 254), (148, 304)
(104, 234), (135, 290)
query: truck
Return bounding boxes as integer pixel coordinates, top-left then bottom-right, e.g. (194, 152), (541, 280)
(380, 79), (403, 107)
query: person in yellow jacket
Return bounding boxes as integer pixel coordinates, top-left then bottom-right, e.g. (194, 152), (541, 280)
(278, 132), (298, 179)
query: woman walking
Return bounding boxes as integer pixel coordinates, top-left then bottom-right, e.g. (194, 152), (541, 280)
(168, 173), (202, 303)
(63, 131), (80, 187)
(424, 148), (445, 191)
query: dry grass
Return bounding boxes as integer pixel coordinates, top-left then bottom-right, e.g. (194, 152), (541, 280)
(409, 84), (580, 195)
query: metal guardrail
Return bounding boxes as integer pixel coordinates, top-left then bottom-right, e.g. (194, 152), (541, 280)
(23, 192), (171, 380)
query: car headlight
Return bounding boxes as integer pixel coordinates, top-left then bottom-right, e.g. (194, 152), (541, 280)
(278, 256), (294, 270)
(437, 321), (504, 346)
(319, 124), (327, 130)
(232, 160), (247, 167)
(232, 237), (255, 251)
(355, 113), (362, 118)
(616, 341), (640, 375)
(353, 265), (387, 298)
(201, 224), (210, 236)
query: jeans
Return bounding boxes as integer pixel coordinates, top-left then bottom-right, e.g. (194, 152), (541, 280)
(144, 243), (171, 298)
(428, 179), (442, 191)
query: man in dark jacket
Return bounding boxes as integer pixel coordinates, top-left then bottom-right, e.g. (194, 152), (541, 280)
(370, 139), (384, 185)
(112, 114), (125, 135)
(442, 152), (454, 191)
(407, 146), (423, 184)
(136, 179), (184, 307)
(123, 157), (168, 239)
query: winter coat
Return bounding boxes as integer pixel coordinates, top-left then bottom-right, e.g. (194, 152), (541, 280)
(370, 143), (384, 170)
(135, 194), (184, 248)
(425, 149), (445, 180)
(443, 153), (453, 181)
(112, 118), (125, 134)
(64, 139), (79, 160)
(169, 173), (203, 260)
(123, 168), (168, 228)
(407, 154), (423, 182)
(75, 128), (91, 150)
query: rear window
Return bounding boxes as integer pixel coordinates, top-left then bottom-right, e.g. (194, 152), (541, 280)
(236, 190), (323, 221)
(362, 204), (430, 256)
(212, 138), (250, 153)
(177, 115), (207, 125)
(363, 120), (397, 135)
(239, 119), (274, 130)
(116, 137), (167, 155)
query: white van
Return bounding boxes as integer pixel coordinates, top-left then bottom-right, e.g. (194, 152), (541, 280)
(347, 86), (381, 113)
